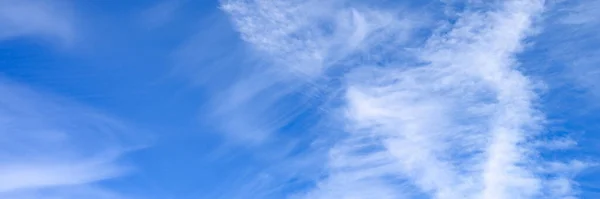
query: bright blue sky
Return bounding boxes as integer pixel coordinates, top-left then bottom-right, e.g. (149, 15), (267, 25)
(1, 0), (599, 198)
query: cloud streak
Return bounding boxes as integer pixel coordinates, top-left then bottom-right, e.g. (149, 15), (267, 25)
(0, 0), (75, 43)
(0, 78), (141, 199)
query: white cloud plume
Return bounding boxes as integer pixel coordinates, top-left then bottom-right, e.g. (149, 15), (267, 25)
(0, 78), (142, 199)
(310, 0), (584, 198)
(222, 0), (587, 198)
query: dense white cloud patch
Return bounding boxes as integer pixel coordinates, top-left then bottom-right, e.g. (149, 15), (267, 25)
(222, 0), (421, 77)
(223, 0), (375, 76)
(223, 0), (587, 198)
(334, 0), (548, 197)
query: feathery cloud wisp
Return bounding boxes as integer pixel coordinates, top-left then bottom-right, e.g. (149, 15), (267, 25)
(212, 0), (419, 144)
(0, 78), (141, 199)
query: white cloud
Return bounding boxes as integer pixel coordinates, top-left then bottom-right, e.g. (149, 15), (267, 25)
(309, 0), (586, 198)
(0, 0), (75, 43)
(0, 78), (142, 198)
(221, 0), (409, 77)
(222, 0), (588, 198)
(211, 0), (420, 145)
(322, 0), (564, 198)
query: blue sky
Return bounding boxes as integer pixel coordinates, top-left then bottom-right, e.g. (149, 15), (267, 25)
(0, 0), (599, 198)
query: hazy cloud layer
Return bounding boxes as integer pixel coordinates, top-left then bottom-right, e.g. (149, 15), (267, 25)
(0, 0), (76, 43)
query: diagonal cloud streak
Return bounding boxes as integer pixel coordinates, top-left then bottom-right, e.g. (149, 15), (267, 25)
(0, 1), (145, 198)
(0, 78), (142, 199)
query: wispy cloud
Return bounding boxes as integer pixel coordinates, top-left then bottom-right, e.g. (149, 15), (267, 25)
(138, 0), (185, 29)
(221, 0), (587, 198)
(0, 2), (147, 198)
(221, 0), (415, 77)
(0, 0), (76, 44)
(525, 1), (600, 196)
(203, 0), (421, 145)
(0, 78), (143, 199)
(550, 0), (600, 101)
